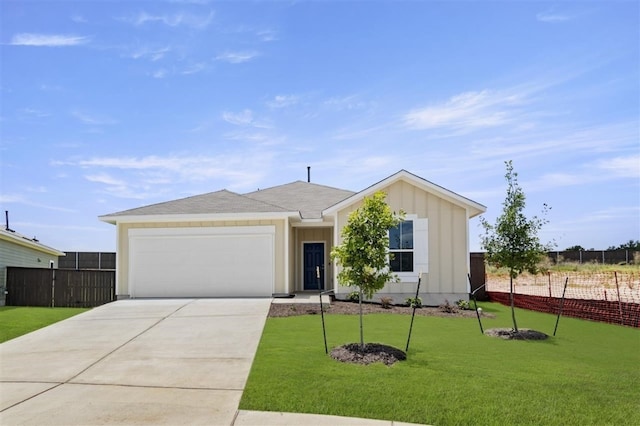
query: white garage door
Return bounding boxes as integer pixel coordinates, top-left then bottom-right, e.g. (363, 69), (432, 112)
(128, 226), (275, 298)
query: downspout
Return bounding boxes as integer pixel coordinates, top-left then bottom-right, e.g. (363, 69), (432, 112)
(465, 208), (471, 294)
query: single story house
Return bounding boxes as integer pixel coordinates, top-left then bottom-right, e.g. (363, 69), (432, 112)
(0, 224), (65, 306)
(99, 170), (486, 305)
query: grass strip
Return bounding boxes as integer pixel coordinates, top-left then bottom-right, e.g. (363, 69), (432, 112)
(0, 306), (89, 343)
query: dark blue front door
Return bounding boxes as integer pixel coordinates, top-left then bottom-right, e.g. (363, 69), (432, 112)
(303, 243), (324, 290)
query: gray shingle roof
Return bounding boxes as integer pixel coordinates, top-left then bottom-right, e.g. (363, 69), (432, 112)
(103, 189), (292, 217)
(101, 182), (354, 219)
(0, 228), (65, 255)
(244, 181), (355, 219)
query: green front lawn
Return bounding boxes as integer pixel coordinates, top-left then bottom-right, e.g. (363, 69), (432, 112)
(241, 303), (640, 425)
(0, 306), (90, 343)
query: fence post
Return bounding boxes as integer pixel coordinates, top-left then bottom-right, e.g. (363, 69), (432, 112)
(614, 272), (624, 326)
(406, 272), (423, 351)
(553, 277), (569, 336)
(50, 263), (55, 308)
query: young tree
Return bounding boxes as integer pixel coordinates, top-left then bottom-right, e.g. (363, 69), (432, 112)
(480, 161), (552, 332)
(331, 191), (403, 349)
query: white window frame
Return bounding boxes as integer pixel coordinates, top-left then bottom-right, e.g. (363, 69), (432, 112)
(388, 215), (428, 282)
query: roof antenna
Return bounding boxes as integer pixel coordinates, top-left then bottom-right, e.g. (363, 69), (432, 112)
(307, 166), (311, 183)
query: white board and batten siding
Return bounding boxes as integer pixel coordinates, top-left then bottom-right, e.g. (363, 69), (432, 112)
(128, 226), (275, 298)
(333, 178), (472, 305)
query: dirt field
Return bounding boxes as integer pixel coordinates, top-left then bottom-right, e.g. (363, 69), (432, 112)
(486, 271), (640, 303)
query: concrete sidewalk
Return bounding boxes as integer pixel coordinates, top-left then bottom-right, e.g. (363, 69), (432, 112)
(0, 298), (424, 425)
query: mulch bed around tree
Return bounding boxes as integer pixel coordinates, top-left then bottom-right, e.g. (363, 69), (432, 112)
(330, 343), (407, 366)
(268, 300), (493, 318)
(484, 328), (549, 340)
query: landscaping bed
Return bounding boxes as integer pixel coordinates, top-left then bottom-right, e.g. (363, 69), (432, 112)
(268, 299), (489, 318)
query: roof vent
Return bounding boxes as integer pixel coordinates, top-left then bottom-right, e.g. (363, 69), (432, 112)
(307, 166), (311, 183)
(5, 210), (14, 232)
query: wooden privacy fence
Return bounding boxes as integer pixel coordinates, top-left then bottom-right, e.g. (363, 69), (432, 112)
(6, 267), (115, 308)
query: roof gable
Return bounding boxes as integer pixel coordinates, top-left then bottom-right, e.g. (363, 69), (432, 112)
(323, 170), (486, 218)
(244, 181), (355, 219)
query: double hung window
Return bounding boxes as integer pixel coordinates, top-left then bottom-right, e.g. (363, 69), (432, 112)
(389, 220), (413, 272)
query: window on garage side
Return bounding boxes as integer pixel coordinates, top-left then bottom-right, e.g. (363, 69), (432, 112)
(389, 220), (413, 272)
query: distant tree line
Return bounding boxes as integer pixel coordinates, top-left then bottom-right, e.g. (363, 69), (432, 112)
(565, 240), (640, 251)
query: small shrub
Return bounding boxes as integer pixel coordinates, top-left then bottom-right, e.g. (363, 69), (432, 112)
(456, 299), (472, 310)
(405, 296), (422, 308)
(439, 299), (458, 313)
(380, 297), (393, 309)
(347, 291), (360, 302)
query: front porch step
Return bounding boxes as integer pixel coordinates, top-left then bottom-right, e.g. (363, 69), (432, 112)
(272, 293), (331, 305)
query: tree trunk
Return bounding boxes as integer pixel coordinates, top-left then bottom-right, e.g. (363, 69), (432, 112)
(359, 288), (364, 350)
(509, 274), (519, 332)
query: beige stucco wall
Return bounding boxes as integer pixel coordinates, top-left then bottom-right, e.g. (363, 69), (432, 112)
(334, 180), (470, 305)
(116, 219), (286, 297)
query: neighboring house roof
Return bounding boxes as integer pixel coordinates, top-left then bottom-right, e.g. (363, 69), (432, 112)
(0, 228), (65, 256)
(323, 169), (487, 218)
(244, 181), (355, 219)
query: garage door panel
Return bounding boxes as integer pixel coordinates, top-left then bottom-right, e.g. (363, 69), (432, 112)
(128, 227), (274, 298)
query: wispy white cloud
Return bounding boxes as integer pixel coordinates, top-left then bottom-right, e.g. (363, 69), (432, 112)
(10, 33), (89, 47)
(221, 109), (271, 128)
(20, 108), (51, 118)
(468, 120), (638, 164)
(129, 45), (171, 61)
(215, 51), (259, 64)
(222, 109), (254, 126)
(71, 14), (88, 24)
(324, 94), (375, 111)
(71, 110), (118, 125)
(267, 94), (299, 109)
(181, 62), (207, 75)
(536, 10), (573, 23)
(56, 153), (277, 197)
(123, 10), (214, 29)
(0, 193), (76, 212)
(257, 29), (278, 42)
(595, 154), (640, 178)
(151, 69), (168, 79)
(39, 84), (63, 92)
(85, 173), (147, 199)
(403, 90), (523, 131)
(85, 173), (127, 186)
(223, 131), (284, 147)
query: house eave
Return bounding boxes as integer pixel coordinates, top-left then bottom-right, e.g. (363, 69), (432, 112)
(99, 211), (300, 225)
(291, 218), (334, 228)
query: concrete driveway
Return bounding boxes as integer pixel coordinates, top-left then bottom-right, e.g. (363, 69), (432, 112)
(0, 298), (271, 425)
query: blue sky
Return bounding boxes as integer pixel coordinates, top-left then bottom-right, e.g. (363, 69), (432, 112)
(1, 0), (638, 253)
